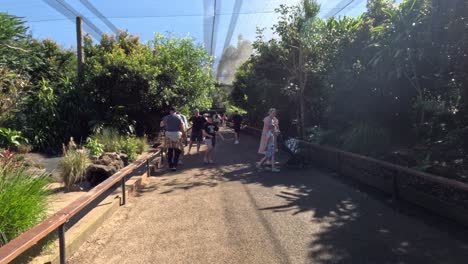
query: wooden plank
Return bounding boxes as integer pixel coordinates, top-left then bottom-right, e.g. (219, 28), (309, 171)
(0, 150), (160, 264)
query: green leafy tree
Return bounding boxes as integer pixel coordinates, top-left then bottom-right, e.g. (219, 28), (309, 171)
(232, 0), (468, 169)
(84, 32), (215, 135)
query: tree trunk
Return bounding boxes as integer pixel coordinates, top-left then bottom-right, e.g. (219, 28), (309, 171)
(298, 46), (306, 139)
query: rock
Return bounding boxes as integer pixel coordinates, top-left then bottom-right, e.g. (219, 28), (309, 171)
(89, 155), (99, 162)
(119, 153), (129, 166)
(96, 155), (113, 166)
(86, 164), (116, 186)
(86, 153), (125, 186)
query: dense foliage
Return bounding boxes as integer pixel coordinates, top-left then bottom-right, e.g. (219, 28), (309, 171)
(0, 13), (215, 152)
(90, 128), (146, 161)
(232, 0), (468, 176)
(83, 32), (214, 136)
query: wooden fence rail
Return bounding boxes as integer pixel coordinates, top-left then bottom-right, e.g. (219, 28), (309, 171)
(0, 149), (161, 264)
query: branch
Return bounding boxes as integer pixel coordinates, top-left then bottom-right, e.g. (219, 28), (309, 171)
(0, 44), (30, 53)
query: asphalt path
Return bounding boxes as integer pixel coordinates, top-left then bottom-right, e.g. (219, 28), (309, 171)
(69, 129), (468, 264)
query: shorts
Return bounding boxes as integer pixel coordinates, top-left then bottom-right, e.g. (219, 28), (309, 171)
(233, 124), (241, 133)
(164, 131), (183, 150)
(190, 130), (204, 142)
(205, 138), (216, 148)
(265, 144), (274, 158)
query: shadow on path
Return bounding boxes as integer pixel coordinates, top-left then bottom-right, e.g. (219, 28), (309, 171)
(149, 128), (468, 263)
(220, 129), (468, 263)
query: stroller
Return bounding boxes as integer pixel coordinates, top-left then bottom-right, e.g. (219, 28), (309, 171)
(276, 133), (308, 169)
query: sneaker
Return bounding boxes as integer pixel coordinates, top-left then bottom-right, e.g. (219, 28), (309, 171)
(234, 140), (239, 144)
(171, 167), (177, 172)
(203, 158), (209, 165)
(271, 168), (281, 173)
(255, 163), (262, 169)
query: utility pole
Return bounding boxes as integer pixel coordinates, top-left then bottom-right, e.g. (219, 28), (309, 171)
(76, 16), (84, 86)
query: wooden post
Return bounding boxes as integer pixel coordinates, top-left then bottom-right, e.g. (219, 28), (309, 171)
(76, 16), (84, 86)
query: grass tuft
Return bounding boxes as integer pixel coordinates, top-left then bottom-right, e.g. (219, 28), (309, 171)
(0, 161), (50, 245)
(58, 149), (90, 190)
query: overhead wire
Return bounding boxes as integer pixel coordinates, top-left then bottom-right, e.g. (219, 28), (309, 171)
(28, 10), (280, 23)
(210, 0), (217, 56)
(78, 0), (119, 34)
(222, 0), (243, 54)
(323, 0), (361, 18)
(42, 0), (102, 39)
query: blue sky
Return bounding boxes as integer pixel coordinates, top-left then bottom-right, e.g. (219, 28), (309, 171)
(1, 0), (403, 64)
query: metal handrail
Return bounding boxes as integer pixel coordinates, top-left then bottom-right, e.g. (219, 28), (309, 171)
(0, 149), (161, 264)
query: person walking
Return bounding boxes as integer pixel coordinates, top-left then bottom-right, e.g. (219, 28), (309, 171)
(176, 111), (189, 165)
(160, 107), (186, 171)
(258, 108), (279, 154)
(188, 109), (206, 154)
(223, 114), (229, 128)
(176, 111), (189, 131)
(202, 114), (224, 164)
(213, 111), (221, 126)
(256, 124), (280, 172)
(232, 111), (243, 144)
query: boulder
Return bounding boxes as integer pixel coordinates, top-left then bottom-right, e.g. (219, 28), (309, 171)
(86, 153), (125, 186)
(119, 153), (129, 166)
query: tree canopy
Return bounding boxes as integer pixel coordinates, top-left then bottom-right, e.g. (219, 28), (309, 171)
(0, 12), (216, 152)
(231, 0), (468, 177)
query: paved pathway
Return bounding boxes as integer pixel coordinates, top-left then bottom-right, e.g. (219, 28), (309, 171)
(69, 129), (468, 264)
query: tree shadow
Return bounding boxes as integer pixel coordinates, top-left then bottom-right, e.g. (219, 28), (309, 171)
(147, 149), (223, 194)
(145, 129), (468, 263)
(220, 159), (468, 263)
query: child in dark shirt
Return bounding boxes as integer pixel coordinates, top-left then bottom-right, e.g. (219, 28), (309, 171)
(202, 115), (224, 164)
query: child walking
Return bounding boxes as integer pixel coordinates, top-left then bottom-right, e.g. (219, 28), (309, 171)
(202, 115), (224, 164)
(256, 124), (280, 172)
